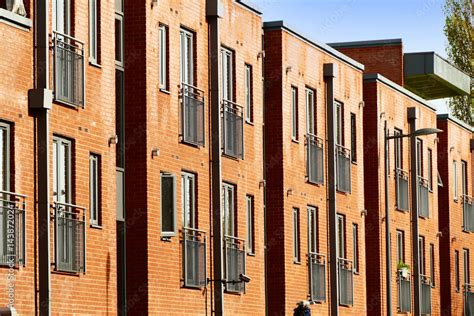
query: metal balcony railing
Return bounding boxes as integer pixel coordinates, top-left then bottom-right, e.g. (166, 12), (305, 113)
(336, 145), (351, 193)
(53, 31), (85, 107)
(418, 176), (430, 218)
(463, 195), (474, 232)
(222, 100), (244, 159)
(180, 83), (205, 147)
(0, 191), (26, 266)
(224, 235), (246, 293)
(309, 252), (326, 302)
(183, 227), (207, 288)
(396, 168), (409, 211)
(307, 133), (324, 184)
(465, 284), (474, 316)
(420, 274), (432, 315)
(54, 201), (86, 273)
(338, 258), (354, 306)
(397, 270), (411, 313)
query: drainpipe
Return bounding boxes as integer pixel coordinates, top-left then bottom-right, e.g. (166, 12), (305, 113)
(261, 30), (268, 316)
(207, 1), (224, 315)
(408, 107), (420, 316)
(324, 63), (339, 316)
(28, 0), (52, 314)
(384, 120), (392, 316)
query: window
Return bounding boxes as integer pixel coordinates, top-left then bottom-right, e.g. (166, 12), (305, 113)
(53, 136), (72, 204)
(181, 172), (196, 228)
(222, 183), (235, 237)
(396, 230), (405, 264)
(335, 101), (343, 146)
(416, 139), (423, 177)
(306, 88), (315, 134)
(115, 14), (124, 66)
(462, 160), (468, 196)
(159, 25), (168, 89)
(394, 128), (403, 170)
(293, 208), (300, 262)
(308, 207), (317, 253)
(350, 113), (356, 162)
(430, 244), (435, 286)
(337, 214), (346, 259)
(52, 0), (71, 35)
(246, 195), (254, 254)
(464, 249), (470, 285)
(116, 70), (125, 167)
(221, 47), (234, 101)
(419, 236), (425, 275)
(89, 0), (100, 63)
(89, 154), (100, 226)
(455, 250), (460, 291)
(245, 64), (253, 123)
(180, 28), (194, 86)
(428, 149), (433, 190)
(291, 87), (298, 140)
(0, 123), (10, 192)
(353, 224), (359, 273)
(160, 173), (176, 237)
(454, 161), (458, 201)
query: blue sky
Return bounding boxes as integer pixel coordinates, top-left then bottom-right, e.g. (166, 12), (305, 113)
(251, 0), (449, 112)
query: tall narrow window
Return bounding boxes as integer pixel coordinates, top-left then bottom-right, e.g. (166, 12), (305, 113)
(308, 207), (317, 253)
(462, 160), (468, 197)
(221, 47), (233, 101)
(222, 183), (235, 237)
(416, 139), (423, 177)
(464, 249), (470, 286)
(180, 28), (194, 86)
(89, 0), (100, 63)
(89, 154), (100, 226)
(293, 208), (300, 263)
(181, 172), (196, 229)
(335, 102), (343, 146)
(350, 113), (356, 162)
(0, 123), (10, 193)
(245, 64), (253, 123)
(53, 136), (72, 204)
(428, 149), (433, 190)
(394, 128), (402, 170)
(454, 160), (458, 201)
(160, 173), (176, 237)
(430, 244), (435, 286)
(291, 87), (298, 140)
(159, 25), (168, 90)
(353, 224), (359, 273)
(419, 236), (425, 275)
(396, 230), (405, 264)
(52, 0), (71, 35)
(337, 214), (346, 259)
(306, 88), (315, 134)
(455, 250), (460, 291)
(115, 13), (124, 67)
(246, 195), (254, 254)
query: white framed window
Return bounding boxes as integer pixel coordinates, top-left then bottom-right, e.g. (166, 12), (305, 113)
(428, 149), (433, 190)
(308, 207), (317, 254)
(89, 0), (99, 63)
(306, 88), (315, 134)
(419, 236), (425, 275)
(416, 139), (423, 177)
(291, 86), (298, 140)
(293, 208), (300, 263)
(396, 230), (405, 264)
(89, 154), (100, 226)
(182, 172), (196, 229)
(336, 214), (345, 259)
(53, 136), (72, 204)
(245, 64), (253, 123)
(454, 160), (458, 201)
(221, 47), (233, 101)
(246, 195), (254, 254)
(335, 101), (343, 146)
(0, 123), (10, 192)
(464, 249), (470, 285)
(52, 0), (71, 35)
(455, 250), (460, 291)
(222, 183), (235, 237)
(353, 223), (359, 273)
(462, 160), (468, 196)
(180, 28), (194, 86)
(430, 244), (435, 286)
(115, 14), (124, 66)
(159, 24), (168, 90)
(160, 172), (176, 237)
(394, 128), (402, 170)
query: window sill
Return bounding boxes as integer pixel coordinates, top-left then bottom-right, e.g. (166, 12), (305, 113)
(160, 235), (174, 242)
(245, 120), (254, 126)
(307, 180), (324, 187)
(0, 9), (31, 31)
(159, 88), (171, 95)
(88, 60), (102, 69)
(90, 224), (103, 230)
(291, 138), (300, 144)
(293, 260), (301, 265)
(351, 160), (358, 165)
(247, 252), (256, 257)
(396, 208), (410, 213)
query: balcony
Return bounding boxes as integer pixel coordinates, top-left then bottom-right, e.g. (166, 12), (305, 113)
(418, 176), (429, 218)
(465, 284), (474, 315)
(396, 169), (409, 211)
(222, 100), (244, 159)
(183, 227), (207, 288)
(336, 145), (351, 193)
(53, 31), (85, 107)
(338, 258), (354, 306)
(180, 83), (205, 147)
(54, 201), (86, 273)
(224, 235), (246, 293)
(309, 252), (326, 302)
(397, 270), (411, 313)
(463, 195), (474, 232)
(0, 191), (26, 266)
(420, 274), (432, 315)
(306, 133), (324, 184)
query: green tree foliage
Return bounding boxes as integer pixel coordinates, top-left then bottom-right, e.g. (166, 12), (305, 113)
(444, 0), (473, 124)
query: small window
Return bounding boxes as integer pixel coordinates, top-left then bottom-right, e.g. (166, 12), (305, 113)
(160, 173), (176, 237)
(335, 101), (343, 146)
(89, 154), (101, 226)
(159, 24), (169, 90)
(0, 123), (11, 192)
(419, 236), (425, 275)
(222, 183), (235, 237)
(394, 128), (403, 170)
(182, 172), (196, 228)
(89, 0), (100, 64)
(115, 14), (124, 67)
(455, 250), (460, 291)
(353, 223), (359, 273)
(428, 149), (433, 190)
(454, 161), (458, 201)
(293, 208), (300, 263)
(291, 87), (298, 140)
(53, 136), (72, 204)
(306, 88), (315, 134)
(180, 28), (194, 86)
(464, 249), (470, 285)
(337, 214), (346, 259)
(350, 113), (357, 163)
(396, 230), (405, 264)
(52, 0), (71, 34)
(416, 139), (423, 177)
(462, 160), (468, 197)
(308, 207), (318, 254)
(430, 244), (435, 286)
(245, 64), (253, 123)
(221, 47), (234, 101)
(246, 195), (254, 254)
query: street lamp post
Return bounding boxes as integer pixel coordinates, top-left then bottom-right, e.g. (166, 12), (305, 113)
(385, 121), (442, 316)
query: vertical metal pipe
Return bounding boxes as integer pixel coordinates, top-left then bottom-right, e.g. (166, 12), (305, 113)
(324, 63), (339, 316)
(261, 31), (268, 316)
(384, 120), (392, 316)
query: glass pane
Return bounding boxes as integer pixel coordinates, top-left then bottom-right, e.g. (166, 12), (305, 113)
(161, 175), (175, 233)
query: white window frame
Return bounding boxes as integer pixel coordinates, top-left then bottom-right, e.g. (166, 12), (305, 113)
(306, 88), (315, 134)
(220, 47), (233, 102)
(180, 28), (194, 86)
(454, 160), (458, 201)
(245, 64), (253, 123)
(396, 230), (405, 264)
(462, 160), (467, 196)
(394, 128), (402, 170)
(89, 154), (100, 226)
(246, 195), (254, 254)
(308, 207), (317, 254)
(464, 249), (470, 285)
(335, 101), (343, 146)
(159, 25), (168, 90)
(53, 136), (72, 204)
(222, 183), (235, 238)
(353, 223), (359, 273)
(160, 172), (177, 237)
(291, 87), (298, 140)
(0, 123), (10, 192)
(115, 13), (124, 67)
(181, 172), (196, 229)
(89, 0), (98, 63)
(52, 0), (71, 35)
(293, 208), (300, 263)
(419, 236), (425, 275)
(336, 214), (345, 259)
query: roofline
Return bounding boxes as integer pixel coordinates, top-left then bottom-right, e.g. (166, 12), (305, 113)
(263, 21), (365, 71)
(437, 113), (474, 133)
(328, 38), (402, 49)
(405, 51), (471, 76)
(235, 0), (262, 15)
(364, 73), (437, 112)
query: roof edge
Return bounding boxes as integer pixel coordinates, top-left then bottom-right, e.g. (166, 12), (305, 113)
(437, 113), (474, 133)
(235, 0), (262, 15)
(328, 38), (402, 49)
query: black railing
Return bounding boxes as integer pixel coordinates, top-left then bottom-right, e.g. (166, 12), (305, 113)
(224, 235), (246, 293)
(463, 195), (474, 232)
(222, 100), (244, 159)
(0, 191), (26, 266)
(53, 31), (85, 107)
(54, 201), (86, 273)
(180, 83), (205, 147)
(418, 176), (430, 218)
(338, 258), (354, 306)
(397, 270), (411, 313)
(183, 227), (207, 288)
(307, 133), (324, 184)
(420, 274), (432, 315)
(396, 168), (409, 211)
(309, 252), (326, 302)
(336, 145), (351, 193)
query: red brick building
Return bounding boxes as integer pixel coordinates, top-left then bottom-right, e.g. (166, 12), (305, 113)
(437, 114), (474, 315)
(264, 21), (367, 315)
